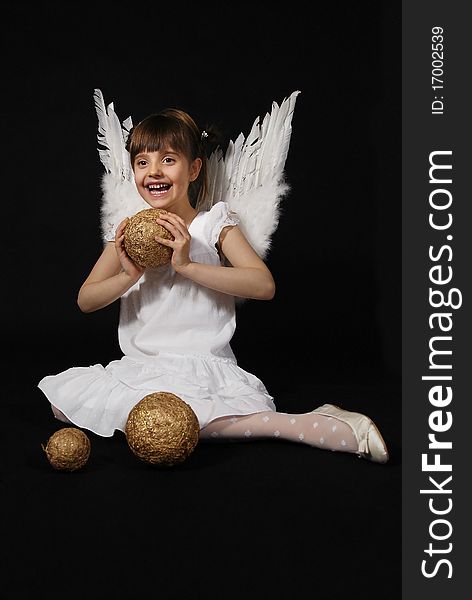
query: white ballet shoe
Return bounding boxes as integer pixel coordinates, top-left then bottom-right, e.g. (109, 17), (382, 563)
(311, 404), (389, 463)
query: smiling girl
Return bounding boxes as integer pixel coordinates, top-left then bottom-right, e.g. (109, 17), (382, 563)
(38, 106), (389, 463)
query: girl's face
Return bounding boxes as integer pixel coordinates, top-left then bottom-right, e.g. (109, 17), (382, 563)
(133, 148), (201, 211)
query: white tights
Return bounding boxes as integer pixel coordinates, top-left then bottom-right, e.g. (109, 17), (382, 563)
(51, 405), (73, 423)
(51, 405), (359, 454)
(200, 410), (358, 454)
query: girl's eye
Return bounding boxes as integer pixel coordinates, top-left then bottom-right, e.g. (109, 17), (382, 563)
(163, 157), (174, 164)
(137, 160), (147, 167)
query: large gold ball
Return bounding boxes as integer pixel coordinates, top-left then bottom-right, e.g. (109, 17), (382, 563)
(42, 427), (91, 471)
(125, 392), (200, 467)
(123, 208), (174, 268)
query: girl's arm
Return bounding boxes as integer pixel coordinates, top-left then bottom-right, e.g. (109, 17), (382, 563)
(156, 213), (275, 300)
(184, 225), (276, 300)
(77, 219), (145, 313)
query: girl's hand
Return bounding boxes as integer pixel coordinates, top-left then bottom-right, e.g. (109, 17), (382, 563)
(115, 218), (145, 282)
(155, 212), (192, 272)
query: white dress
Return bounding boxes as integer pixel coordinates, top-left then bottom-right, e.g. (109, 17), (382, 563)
(38, 202), (276, 437)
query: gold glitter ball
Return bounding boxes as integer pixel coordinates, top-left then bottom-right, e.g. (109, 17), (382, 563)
(42, 427), (91, 472)
(124, 208), (174, 268)
(125, 392), (200, 467)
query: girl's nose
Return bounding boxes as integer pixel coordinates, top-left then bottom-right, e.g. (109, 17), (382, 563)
(147, 161), (163, 177)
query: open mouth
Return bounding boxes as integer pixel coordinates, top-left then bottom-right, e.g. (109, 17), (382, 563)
(147, 183), (172, 196)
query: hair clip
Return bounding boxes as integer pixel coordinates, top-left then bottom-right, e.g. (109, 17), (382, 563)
(201, 130), (209, 140)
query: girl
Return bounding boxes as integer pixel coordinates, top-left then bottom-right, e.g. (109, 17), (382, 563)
(38, 106), (389, 464)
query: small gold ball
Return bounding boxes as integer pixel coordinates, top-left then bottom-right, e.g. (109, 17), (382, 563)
(42, 428), (91, 472)
(124, 208), (174, 268)
(125, 392), (200, 467)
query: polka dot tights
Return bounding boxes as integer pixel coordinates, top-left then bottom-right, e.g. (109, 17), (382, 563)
(199, 410), (358, 454)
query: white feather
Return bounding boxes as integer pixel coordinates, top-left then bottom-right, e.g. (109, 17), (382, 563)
(100, 174), (147, 242)
(94, 89), (146, 242)
(201, 90), (300, 258)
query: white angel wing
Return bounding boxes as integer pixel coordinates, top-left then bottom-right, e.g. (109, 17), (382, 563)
(93, 89), (147, 242)
(199, 90), (300, 258)
(93, 89), (300, 251)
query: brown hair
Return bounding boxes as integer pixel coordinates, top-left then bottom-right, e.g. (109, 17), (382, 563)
(125, 108), (209, 208)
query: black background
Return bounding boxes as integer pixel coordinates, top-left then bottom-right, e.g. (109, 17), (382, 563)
(3, 2), (401, 599)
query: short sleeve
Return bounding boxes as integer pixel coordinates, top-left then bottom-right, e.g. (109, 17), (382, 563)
(204, 201), (240, 249)
(102, 220), (116, 243)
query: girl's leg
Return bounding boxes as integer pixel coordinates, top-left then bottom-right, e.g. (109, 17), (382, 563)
(200, 410), (358, 453)
(200, 405), (389, 462)
(50, 404), (73, 425)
